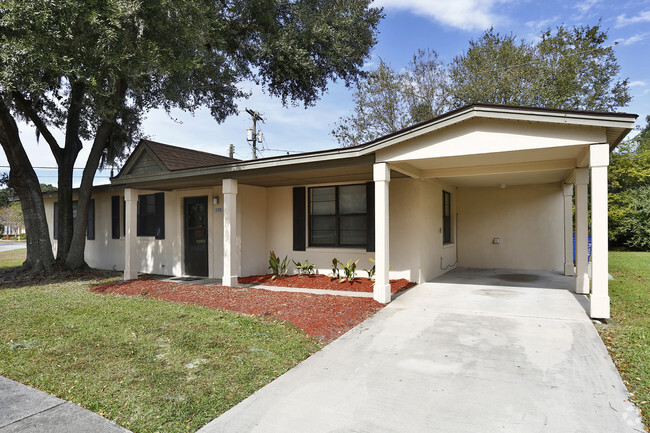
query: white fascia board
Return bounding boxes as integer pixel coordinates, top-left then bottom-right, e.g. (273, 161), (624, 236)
(362, 106), (637, 154)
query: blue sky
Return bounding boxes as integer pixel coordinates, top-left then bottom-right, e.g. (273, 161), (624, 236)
(1, 0), (649, 187)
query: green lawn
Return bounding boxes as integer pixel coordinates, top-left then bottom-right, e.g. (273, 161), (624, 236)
(599, 251), (650, 427)
(0, 247), (26, 270)
(0, 271), (320, 432)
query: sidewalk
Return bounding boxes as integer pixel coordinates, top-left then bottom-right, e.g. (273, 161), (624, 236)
(0, 376), (130, 433)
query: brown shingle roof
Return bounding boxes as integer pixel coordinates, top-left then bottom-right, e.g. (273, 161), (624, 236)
(144, 139), (239, 171)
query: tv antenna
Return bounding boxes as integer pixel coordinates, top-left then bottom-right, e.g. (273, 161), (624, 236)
(245, 108), (264, 159)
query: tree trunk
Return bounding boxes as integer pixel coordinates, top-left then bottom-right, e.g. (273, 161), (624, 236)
(55, 81), (85, 262)
(65, 120), (116, 269)
(55, 151), (77, 262)
(0, 98), (55, 272)
(65, 79), (126, 269)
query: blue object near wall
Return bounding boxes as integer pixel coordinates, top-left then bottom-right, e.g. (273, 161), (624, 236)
(572, 233), (592, 262)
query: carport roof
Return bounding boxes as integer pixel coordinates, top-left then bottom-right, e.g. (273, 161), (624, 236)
(109, 104), (637, 190)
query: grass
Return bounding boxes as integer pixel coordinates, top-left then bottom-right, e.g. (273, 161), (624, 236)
(0, 273), (320, 432)
(598, 251), (650, 428)
(0, 247), (26, 270)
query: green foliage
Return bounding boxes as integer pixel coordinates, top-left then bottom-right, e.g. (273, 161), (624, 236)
(0, 277), (319, 432)
(292, 259), (315, 275)
(609, 117), (650, 251)
(332, 23), (630, 147)
(363, 257), (375, 279)
(598, 252), (650, 428)
(334, 258), (359, 282)
(449, 24), (630, 110)
(0, 202), (23, 238)
(332, 49), (448, 147)
(330, 258), (341, 279)
(0, 0), (382, 267)
(268, 251), (289, 279)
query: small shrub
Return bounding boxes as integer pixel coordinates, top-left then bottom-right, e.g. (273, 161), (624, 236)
(293, 260), (315, 275)
(338, 258), (359, 282)
(331, 258), (341, 279)
(268, 251), (289, 279)
(363, 258), (375, 279)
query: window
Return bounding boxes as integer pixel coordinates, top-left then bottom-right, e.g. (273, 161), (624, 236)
(137, 192), (165, 239)
(443, 190), (452, 244)
(53, 199), (94, 240)
(309, 184), (367, 247)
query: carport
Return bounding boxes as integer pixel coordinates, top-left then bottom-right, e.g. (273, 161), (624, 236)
(369, 105), (637, 319)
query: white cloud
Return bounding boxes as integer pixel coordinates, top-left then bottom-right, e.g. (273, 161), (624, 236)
(630, 80), (647, 87)
(614, 33), (649, 45)
(525, 16), (559, 31)
(574, 0), (599, 14)
(615, 10), (650, 28)
(373, 0), (509, 31)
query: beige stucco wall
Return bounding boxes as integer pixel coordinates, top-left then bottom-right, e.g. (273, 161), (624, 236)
(264, 178), (457, 283)
(456, 184), (564, 271)
(44, 191), (127, 272)
(239, 184), (268, 276)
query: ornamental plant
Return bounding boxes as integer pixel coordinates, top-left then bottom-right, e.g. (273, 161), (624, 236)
(337, 258), (360, 282)
(268, 251), (289, 279)
(293, 260), (315, 275)
(363, 258), (376, 279)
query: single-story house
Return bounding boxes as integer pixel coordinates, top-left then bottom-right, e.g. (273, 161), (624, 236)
(43, 104), (637, 319)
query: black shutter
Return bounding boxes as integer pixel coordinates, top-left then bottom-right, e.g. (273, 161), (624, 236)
(154, 192), (165, 239)
(122, 198), (126, 236)
(293, 187), (306, 251)
(53, 202), (58, 239)
(136, 195), (142, 236)
(366, 182), (375, 252)
(111, 196), (120, 239)
(87, 199), (95, 240)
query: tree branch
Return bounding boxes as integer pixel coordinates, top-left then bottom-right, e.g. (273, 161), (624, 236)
(64, 80), (85, 155)
(11, 91), (62, 162)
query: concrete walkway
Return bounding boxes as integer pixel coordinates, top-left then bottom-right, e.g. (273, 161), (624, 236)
(0, 240), (26, 253)
(0, 376), (130, 432)
(198, 269), (644, 433)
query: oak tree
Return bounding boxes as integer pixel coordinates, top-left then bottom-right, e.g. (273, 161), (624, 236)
(0, 0), (382, 271)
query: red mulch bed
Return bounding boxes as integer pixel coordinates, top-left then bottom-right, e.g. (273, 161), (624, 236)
(91, 280), (386, 343)
(238, 274), (415, 294)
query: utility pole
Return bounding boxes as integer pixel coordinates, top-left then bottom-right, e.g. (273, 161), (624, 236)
(245, 108), (264, 159)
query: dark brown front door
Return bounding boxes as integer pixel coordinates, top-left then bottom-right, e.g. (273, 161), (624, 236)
(184, 196), (208, 277)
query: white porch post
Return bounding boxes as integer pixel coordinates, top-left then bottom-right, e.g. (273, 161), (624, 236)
(590, 144), (610, 319)
(574, 168), (589, 294)
(222, 179), (239, 287)
(563, 184), (575, 276)
(373, 163), (391, 304)
(124, 188), (138, 281)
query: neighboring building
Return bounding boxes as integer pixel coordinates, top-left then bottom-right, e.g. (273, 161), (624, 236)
(42, 104), (638, 318)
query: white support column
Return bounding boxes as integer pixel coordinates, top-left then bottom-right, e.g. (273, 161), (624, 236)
(222, 179), (239, 287)
(563, 184), (575, 276)
(590, 144), (610, 319)
(574, 169), (589, 294)
(124, 188), (138, 281)
(374, 163), (391, 304)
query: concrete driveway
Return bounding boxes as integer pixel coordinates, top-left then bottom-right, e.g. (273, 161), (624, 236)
(199, 269), (644, 433)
